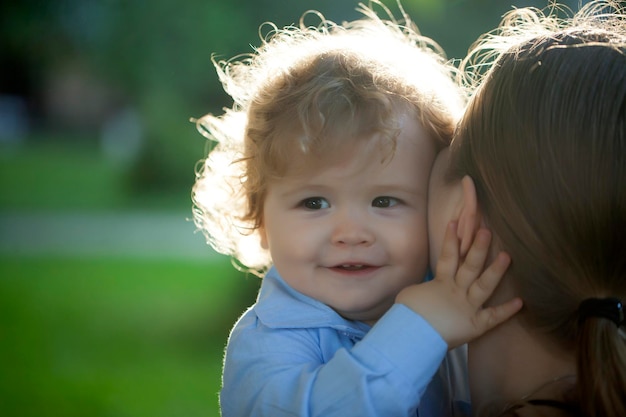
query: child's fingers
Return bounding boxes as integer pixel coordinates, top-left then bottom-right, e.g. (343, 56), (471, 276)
(454, 229), (492, 289)
(467, 251), (511, 307)
(475, 297), (523, 332)
(435, 221), (460, 281)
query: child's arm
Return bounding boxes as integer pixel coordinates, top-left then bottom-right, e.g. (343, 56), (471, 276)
(221, 302), (448, 417)
(396, 221), (523, 349)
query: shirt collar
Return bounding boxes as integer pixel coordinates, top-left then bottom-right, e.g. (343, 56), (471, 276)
(254, 266), (371, 336)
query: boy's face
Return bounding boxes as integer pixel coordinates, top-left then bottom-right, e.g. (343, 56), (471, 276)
(260, 115), (437, 324)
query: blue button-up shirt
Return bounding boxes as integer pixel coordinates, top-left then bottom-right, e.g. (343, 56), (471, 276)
(220, 267), (469, 417)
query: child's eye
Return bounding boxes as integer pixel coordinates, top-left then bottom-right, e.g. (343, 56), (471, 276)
(300, 197), (330, 210)
(372, 196), (399, 208)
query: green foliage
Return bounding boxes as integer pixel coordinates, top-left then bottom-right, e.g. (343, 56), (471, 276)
(0, 256), (260, 417)
(0, 140), (192, 210)
(0, 141), (127, 210)
(0, 0), (548, 195)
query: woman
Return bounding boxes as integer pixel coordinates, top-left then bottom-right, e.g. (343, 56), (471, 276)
(427, 1), (626, 415)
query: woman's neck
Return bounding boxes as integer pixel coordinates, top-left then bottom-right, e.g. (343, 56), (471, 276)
(468, 315), (577, 415)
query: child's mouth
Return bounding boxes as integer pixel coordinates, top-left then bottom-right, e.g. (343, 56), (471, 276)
(338, 264), (367, 271)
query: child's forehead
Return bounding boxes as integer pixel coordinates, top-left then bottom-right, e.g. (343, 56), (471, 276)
(280, 119), (431, 178)
(265, 136), (364, 185)
(260, 99), (438, 182)
(288, 132), (390, 171)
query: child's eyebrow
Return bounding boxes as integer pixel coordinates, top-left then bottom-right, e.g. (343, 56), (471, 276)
(369, 183), (427, 196)
(273, 182), (331, 198)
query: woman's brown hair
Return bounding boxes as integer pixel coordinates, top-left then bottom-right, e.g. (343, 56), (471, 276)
(453, 1), (626, 415)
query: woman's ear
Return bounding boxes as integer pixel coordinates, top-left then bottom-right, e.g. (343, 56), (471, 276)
(457, 175), (482, 256)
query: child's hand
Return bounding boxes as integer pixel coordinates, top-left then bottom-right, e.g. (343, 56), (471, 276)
(396, 221), (523, 349)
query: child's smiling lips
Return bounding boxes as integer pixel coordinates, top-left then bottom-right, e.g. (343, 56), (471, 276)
(327, 264), (381, 274)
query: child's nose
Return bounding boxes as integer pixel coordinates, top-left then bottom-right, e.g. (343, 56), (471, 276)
(331, 211), (375, 246)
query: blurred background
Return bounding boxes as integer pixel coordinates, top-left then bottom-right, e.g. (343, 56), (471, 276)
(0, 0), (573, 416)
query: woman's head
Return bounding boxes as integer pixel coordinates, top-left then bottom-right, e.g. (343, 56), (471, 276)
(453, 4), (626, 343)
(430, 1), (626, 414)
(193, 2), (464, 272)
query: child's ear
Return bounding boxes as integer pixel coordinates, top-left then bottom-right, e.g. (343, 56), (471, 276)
(457, 175), (482, 257)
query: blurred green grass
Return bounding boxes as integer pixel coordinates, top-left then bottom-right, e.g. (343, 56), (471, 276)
(0, 141), (261, 416)
(0, 256), (260, 417)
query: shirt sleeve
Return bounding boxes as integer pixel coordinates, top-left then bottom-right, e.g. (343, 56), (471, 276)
(220, 303), (448, 417)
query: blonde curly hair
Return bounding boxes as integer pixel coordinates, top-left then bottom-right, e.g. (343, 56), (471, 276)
(192, 1), (465, 274)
